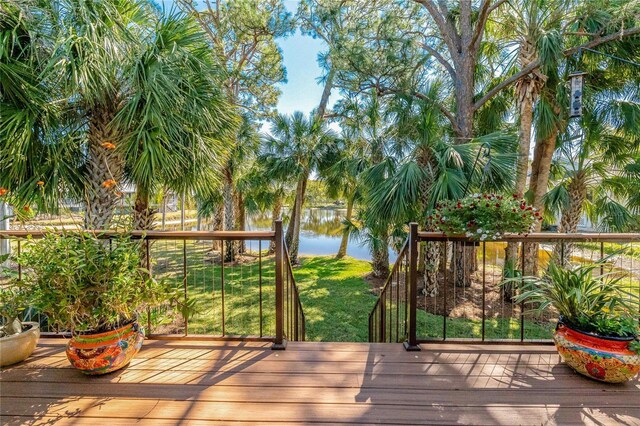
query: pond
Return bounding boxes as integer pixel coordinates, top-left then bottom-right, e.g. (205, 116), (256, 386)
(247, 207), (396, 262)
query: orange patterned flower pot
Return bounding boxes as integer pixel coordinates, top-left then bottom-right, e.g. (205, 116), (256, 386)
(553, 321), (640, 383)
(66, 321), (144, 375)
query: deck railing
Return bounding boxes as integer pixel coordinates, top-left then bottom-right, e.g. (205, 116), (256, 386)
(0, 220), (304, 349)
(370, 224), (640, 348)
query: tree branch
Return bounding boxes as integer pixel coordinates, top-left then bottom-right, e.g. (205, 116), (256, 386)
(378, 87), (460, 135)
(471, 0), (507, 52)
(473, 26), (640, 111)
(421, 42), (456, 79)
(413, 0), (459, 62)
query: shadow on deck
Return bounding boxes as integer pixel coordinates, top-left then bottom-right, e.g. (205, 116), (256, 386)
(1, 339), (639, 425)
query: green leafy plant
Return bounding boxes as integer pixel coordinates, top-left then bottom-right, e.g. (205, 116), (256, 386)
(427, 193), (541, 241)
(0, 254), (29, 337)
(505, 260), (639, 351)
(18, 232), (175, 333)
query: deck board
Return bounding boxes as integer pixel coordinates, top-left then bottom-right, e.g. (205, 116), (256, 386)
(2, 339), (639, 425)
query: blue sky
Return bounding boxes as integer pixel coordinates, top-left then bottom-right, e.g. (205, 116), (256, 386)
(277, 1), (330, 115)
(163, 0), (331, 116)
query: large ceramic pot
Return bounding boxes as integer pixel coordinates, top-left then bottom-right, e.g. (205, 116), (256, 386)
(0, 322), (40, 367)
(66, 320), (144, 375)
(553, 319), (640, 383)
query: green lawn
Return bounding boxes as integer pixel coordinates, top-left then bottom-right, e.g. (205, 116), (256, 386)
(294, 256), (377, 341)
(147, 242), (552, 341)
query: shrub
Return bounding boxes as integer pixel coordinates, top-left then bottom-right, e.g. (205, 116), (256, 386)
(18, 232), (174, 333)
(507, 260), (639, 345)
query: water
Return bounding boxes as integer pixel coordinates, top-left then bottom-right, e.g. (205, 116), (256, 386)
(248, 207), (395, 261)
(165, 207), (396, 262)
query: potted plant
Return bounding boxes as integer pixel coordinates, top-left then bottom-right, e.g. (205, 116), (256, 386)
(427, 193), (541, 243)
(18, 232), (173, 375)
(508, 260), (640, 383)
(0, 261), (40, 367)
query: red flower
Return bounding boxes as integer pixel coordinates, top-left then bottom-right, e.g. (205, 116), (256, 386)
(0, 188), (7, 196)
(585, 362), (607, 380)
(495, 203), (500, 208)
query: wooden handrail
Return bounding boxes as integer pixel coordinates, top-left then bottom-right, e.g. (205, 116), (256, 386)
(0, 229), (275, 241)
(417, 232), (640, 242)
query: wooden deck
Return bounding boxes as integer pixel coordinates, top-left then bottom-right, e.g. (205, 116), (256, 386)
(2, 339), (639, 425)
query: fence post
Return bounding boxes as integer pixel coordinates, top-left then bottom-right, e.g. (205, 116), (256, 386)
(404, 223), (421, 351)
(272, 220), (286, 350)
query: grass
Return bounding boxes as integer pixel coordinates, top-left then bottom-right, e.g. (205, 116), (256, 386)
(294, 256), (376, 342)
(145, 242), (553, 342)
(576, 241), (640, 260)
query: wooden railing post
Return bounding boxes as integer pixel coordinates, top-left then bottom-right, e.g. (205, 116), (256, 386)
(272, 220), (286, 350)
(404, 223), (421, 351)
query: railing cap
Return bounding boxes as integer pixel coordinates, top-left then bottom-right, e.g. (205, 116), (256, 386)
(0, 229), (276, 241)
(416, 231), (640, 242)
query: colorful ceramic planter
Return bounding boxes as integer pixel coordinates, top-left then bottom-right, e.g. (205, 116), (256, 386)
(553, 321), (640, 383)
(0, 322), (40, 367)
(66, 321), (144, 375)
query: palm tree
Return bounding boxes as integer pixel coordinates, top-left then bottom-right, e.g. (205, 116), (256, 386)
(262, 112), (337, 264)
(361, 87), (517, 289)
(497, 0), (565, 278)
(545, 85), (640, 264)
(240, 163), (289, 255)
(0, 0), (80, 213)
(335, 91), (397, 277)
(322, 127), (366, 259)
(47, 1), (236, 230)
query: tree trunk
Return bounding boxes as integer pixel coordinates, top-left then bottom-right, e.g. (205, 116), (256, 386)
(132, 187), (156, 271)
(211, 202), (223, 251)
(84, 107), (124, 230)
(287, 176), (307, 264)
(235, 191), (246, 254)
(0, 202), (11, 263)
(336, 195), (354, 259)
(524, 128), (559, 275)
(371, 230), (390, 278)
(161, 195), (167, 230)
(453, 243), (475, 287)
(268, 195), (283, 255)
(551, 171), (587, 266)
(454, 64), (476, 143)
(504, 85), (535, 299)
(285, 192), (297, 249)
(422, 242), (440, 296)
(133, 187), (156, 231)
(317, 67), (335, 119)
(223, 166), (236, 262)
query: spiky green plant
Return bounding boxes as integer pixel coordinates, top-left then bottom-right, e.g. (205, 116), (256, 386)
(508, 260), (639, 339)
